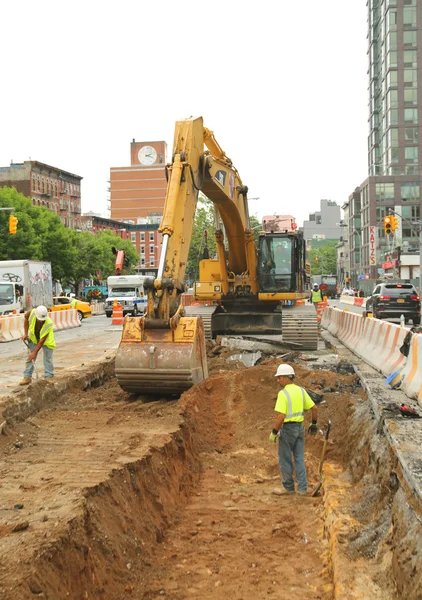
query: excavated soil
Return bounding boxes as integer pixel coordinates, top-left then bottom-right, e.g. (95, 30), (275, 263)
(0, 348), (419, 599)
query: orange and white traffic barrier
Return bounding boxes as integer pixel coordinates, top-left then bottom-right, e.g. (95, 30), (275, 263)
(91, 302), (105, 315)
(0, 314), (24, 342)
(112, 303), (124, 325)
(322, 307), (407, 376)
(316, 301), (328, 323)
(49, 309), (81, 331)
(399, 334), (422, 408)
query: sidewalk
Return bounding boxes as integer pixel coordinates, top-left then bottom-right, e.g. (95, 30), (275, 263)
(0, 325), (122, 398)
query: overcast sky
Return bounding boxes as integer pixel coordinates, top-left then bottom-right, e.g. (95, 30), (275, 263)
(1, 1), (368, 228)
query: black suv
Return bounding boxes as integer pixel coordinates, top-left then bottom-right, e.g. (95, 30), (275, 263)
(366, 283), (421, 324)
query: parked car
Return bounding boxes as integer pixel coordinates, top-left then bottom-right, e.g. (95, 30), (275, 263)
(365, 283), (421, 324)
(50, 296), (92, 322)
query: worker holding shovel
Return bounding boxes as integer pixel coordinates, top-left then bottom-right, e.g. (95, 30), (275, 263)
(269, 364), (318, 496)
(19, 305), (56, 385)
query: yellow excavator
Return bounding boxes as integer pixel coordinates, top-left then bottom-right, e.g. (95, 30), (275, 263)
(115, 117), (316, 395)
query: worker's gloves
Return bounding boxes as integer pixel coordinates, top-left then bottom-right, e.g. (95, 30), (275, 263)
(269, 429), (279, 443)
(308, 421), (318, 435)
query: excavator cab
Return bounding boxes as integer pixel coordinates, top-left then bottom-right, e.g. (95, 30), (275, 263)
(258, 233), (307, 294)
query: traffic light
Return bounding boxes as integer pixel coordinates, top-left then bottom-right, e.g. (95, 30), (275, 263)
(384, 215), (392, 235)
(8, 215), (18, 235)
(391, 216), (399, 231)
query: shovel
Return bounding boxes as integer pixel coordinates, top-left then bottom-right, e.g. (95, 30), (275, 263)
(22, 339), (39, 380)
(311, 420), (331, 497)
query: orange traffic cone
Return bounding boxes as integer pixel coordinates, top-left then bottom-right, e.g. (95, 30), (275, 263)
(112, 302), (124, 325)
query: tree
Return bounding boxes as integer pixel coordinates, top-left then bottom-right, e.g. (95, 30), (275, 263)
(308, 241), (337, 276)
(186, 196), (217, 282)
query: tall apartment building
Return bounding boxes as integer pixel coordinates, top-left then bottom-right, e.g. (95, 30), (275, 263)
(110, 140), (167, 222)
(350, 0), (421, 286)
(0, 160), (82, 229)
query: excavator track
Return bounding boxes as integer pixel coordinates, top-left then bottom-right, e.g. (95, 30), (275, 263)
(282, 304), (318, 350)
(183, 305), (216, 340)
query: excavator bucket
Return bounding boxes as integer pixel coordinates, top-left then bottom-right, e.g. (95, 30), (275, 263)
(115, 315), (208, 395)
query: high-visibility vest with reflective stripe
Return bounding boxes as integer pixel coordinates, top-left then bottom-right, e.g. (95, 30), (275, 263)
(312, 290), (323, 302)
(282, 386), (306, 422)
(29, 309), (56, 349)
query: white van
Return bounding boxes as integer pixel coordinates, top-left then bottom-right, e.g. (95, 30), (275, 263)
(105, 275), (147, 317)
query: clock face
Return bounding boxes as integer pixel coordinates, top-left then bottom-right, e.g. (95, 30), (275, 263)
(138, 145), (157, 165)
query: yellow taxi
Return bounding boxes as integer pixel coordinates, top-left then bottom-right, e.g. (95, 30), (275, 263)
(50, 296), (92, 322)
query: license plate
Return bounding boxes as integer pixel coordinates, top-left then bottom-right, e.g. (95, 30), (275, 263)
(397, 299), (405, 303)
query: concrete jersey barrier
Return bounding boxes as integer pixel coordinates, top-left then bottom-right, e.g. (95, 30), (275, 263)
(322, 306), (408, 377)
(0, 308), (81, 342)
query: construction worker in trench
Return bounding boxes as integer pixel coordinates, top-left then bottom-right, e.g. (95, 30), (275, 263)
(19, 305), (56, 385)
(269, 364), (318, 495)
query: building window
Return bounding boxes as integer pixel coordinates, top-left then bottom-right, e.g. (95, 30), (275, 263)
(404, 108), (418, 123)
(141, 257), (145, 266)
(150, 245), (154, 254)
(401, 182), (420, 202)
(140, 245), (145, 255)
(375, 182), (394, 201)
(405, 147), (418, 162)
(404, 88), (417, 104)
(403, 6), (416, 26)
(405, 127), (418, 143)
(150, 257), (155, 266)
(404, 50), (417, 67)
(149, 232), (154, 241)
(131, 232), (136, 242)
(404, 69), (417, 87)
(140, 232), (145, 241)
(404, 31), (417, 46)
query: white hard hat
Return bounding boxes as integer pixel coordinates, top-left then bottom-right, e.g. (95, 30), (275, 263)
(275, 364), (295, 377)
(313, 283), (319, 288)
(34, 305), (48, 321)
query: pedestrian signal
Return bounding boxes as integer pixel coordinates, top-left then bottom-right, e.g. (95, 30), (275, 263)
(391, 216), (399, 231)
(384, 216), (392, 235)
(9, 215), (18, 235)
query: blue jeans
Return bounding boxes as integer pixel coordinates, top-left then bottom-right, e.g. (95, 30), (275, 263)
(278, 422), (307, 492)
(24, 341), (54, 379)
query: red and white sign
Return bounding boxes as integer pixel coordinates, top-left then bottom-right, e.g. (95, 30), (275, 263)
(369, 226), (377, 266)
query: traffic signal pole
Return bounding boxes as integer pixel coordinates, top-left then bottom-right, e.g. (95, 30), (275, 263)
(385, 208), (422, 294)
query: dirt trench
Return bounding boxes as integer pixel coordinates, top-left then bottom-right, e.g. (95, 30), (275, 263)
(0, 352), (420, 599)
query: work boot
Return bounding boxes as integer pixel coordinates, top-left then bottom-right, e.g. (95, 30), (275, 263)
(298, 490), (308, 496)
(272, 487), (294, 496)
(19, 378), (32, 386)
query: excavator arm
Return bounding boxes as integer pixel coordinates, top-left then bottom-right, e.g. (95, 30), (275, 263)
(116, 117), (254, 395)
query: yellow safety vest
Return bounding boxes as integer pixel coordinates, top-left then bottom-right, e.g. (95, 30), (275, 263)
(274, 384), (315, 423)
(29, 309), (56, 349)
(311, 290), (323, 303)
(70, 298), (78, 308)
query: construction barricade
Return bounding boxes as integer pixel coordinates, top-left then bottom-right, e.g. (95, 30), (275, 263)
(112, 303), (124, 325)
(91, 302), (106, 315)
(49, 309), (81, 331)
(0, 314), (24, 342)
(316, 301), (328, 323)
(321, 306), (408, 377)
(400, 334), (422, 408)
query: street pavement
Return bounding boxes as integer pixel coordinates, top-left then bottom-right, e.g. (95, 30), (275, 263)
(0, 315), (122, 396)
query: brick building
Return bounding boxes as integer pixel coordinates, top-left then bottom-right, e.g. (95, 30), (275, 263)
(110, 140), (167, 221)
(80, 214), (161, 277)
(0, 160), (82, 229)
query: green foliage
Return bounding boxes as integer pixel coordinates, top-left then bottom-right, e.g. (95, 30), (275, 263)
(0, 186), (139, 295)
(186, 196), (218, 282)
(185, 195), (262, 283)
(308, 241), (337, 275)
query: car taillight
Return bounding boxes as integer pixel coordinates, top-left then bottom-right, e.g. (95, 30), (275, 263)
(410, 295), (420, 300)
(379, 295), (391, 300)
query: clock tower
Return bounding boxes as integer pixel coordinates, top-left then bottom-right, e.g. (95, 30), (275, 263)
(130, 140), (166, 166)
